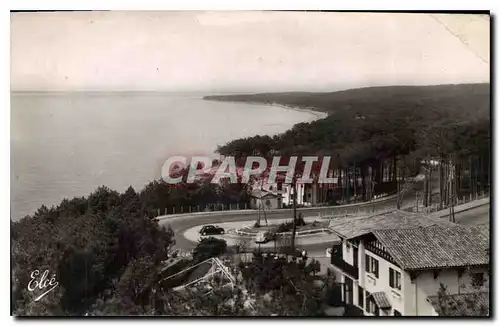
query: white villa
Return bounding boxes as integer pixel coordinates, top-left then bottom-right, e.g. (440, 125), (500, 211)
(326, 211), (489, 316)
(249, 188), (282, 210)
(256, 182), (324, 207)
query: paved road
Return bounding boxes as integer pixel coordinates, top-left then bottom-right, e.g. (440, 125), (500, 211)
(159, 187), (418, 251)
(159, 185), (489, 253)
(450, 204), (490, 226)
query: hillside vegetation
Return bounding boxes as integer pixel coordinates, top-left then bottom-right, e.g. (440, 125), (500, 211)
(210, 84), (490, 205)
(205, 83), (489, 116)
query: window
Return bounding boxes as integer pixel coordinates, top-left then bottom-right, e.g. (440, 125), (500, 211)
(365, 292), (379, 315)
(345, 277), (353, 304)
(471, 272), (485, 287)
(365, 290), (371, 312)
(389, 268), (402, 290)
(358, 286), (364, 309)
(353, 246), (359, 268)
(393, 310), (402, 316)
(365, 254), (379, 278)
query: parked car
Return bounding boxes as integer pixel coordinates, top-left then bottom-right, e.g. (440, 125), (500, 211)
(199, 225), (225, 236)
(255, 231), (273, 244)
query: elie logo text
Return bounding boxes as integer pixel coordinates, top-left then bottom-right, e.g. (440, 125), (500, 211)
(28, 270), (59, 302)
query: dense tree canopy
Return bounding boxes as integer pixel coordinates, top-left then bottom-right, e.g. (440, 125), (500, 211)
(11, 186), (175, 316)
(212, 84), (491, 203)
(214, 84), (489, 163)
(140, 177), (252, 215)
(11, 181), (342, 317)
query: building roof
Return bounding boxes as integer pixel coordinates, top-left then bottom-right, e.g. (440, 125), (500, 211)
(427, 292), (489, 316)
(370, 291), (392, 309)
(372, 225), (489, 270)
(251, 189), (281, 199)
(328, 210), (455, 240)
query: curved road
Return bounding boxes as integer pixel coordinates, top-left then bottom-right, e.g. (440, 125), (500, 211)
(451, 204), (490, 226)
(159, 188), (418, 251)
(160, 189), (489, 254)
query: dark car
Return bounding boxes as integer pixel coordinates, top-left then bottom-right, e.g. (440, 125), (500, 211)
(199, 225), (225, 236)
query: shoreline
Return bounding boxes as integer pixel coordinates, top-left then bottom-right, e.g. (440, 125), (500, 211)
(267, 102), (329, 120)
(202, 97), (329, 121)
(12, 96), (325, 221)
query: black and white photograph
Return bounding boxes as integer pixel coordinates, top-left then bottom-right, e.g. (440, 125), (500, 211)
(9, 10), (491, 317)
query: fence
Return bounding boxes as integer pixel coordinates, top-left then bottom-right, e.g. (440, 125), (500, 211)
(412, 190), (490, 214)
(317, 206), (395, 220)
(234, 228), (328, 237)
(155, 202), (251, 216)
(155, 180), (416, 217)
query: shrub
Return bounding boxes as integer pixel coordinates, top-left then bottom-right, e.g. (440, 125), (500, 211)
(296, 216), (306, 226)
(325, 283), (344, 306)
(264, 231), (276, 241)
(275, 222), (293, 233)
(192, 237), (227, 263)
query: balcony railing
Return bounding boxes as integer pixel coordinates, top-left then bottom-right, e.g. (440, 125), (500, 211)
(330, 249), (359, 279)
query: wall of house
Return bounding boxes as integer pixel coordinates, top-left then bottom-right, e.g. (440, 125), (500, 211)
(262, 182), (324, 207)
(334, 239), (489, 316)
(362, 248), (405, 316)
(335, 241), (405, 316)
(325, 248), (343, 280)
(302, 184), (319, 206)
(342, 241), (354, 266)
(333, 237), (489, 316)
(261, 183), (304, 207)
(404, 267), (489, 316)
(250, 196), (281, 209)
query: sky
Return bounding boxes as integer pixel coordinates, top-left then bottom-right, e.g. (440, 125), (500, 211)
(10, 11), (490, 92)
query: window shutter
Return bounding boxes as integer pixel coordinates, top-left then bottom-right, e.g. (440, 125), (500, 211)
(365, 255), (369, 272)
(374, 260), (379, 278)
(389, 268), (394, 287)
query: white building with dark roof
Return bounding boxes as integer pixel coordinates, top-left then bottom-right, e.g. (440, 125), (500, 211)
(326, 211), (489, 316)
(250, 188), (282, 210)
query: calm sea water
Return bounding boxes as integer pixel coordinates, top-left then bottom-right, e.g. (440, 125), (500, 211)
(11, 92), (319, 220)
